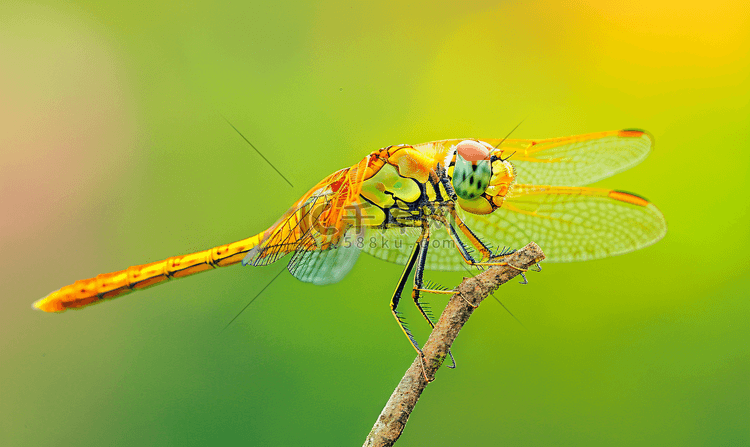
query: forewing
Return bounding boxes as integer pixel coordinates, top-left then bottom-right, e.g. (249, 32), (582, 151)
(243, 156), (371, 267)
(459, 184), (667, 262)
(429, 130), (653, 186)
(495, 130), (652, 186)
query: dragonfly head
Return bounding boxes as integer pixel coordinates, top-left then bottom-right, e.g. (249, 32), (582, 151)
(449, 140), (516, 215)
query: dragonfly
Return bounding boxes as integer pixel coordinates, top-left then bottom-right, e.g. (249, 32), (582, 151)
(34, 129), (667, 366)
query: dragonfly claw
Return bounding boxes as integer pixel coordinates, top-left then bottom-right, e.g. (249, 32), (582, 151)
(420, 354), (434, 383)
(518, 272), (528, 285)
(446, 349), (457, 369)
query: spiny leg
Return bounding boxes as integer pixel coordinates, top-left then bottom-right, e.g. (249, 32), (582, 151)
(389, 229), (435, 382)
(432, 213), (495, 270)
(411, 223), (457, 369)
(443, 209), (528, 272)
(447, 207), (494, 261)
(440, 212), (535, 325)
(390, 238), (422, 357)
(437, 209), (535, 327)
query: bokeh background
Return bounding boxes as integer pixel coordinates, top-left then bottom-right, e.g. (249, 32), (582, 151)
(2, 1), (748, 445)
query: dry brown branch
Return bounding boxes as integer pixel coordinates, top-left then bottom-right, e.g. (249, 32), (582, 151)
(363, 242), (546, 447)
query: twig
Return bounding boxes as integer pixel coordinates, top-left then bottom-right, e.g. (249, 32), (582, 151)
(363, 242), (546, 447)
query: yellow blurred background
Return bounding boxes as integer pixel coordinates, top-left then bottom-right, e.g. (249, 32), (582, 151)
(1, 1), (748, 445)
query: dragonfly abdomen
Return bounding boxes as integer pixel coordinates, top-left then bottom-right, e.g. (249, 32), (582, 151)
(34, 233), (264, 312)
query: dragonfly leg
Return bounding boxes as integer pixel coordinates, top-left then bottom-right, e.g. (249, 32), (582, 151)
(518, 272), (528, 285)
(390, 231), (433, 382)
(440, 212), (530, 273)
(411, 223), (457, 369)
(390, 240), (422, 355)
(447, 208), (494, 260)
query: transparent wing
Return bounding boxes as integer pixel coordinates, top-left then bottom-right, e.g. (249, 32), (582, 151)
(244, 190), (335, 267)
(361, 222), (483, 272)
(243, 156), (370, 267)
(287, 227), (363, 285)
(427, 129), (653, 186)
(459, 184), (667, 262)
(361, 227), (419, 266)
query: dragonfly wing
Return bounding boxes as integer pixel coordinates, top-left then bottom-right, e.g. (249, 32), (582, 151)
(500, 130), (652, 186)
(360, 227), (419, 266)
(244, 156), (371, 267)
(459, 184), (667, 262)
(361, 223), (473, 272)
(287, 226), (363, 285)
(431, 130), (653, 186)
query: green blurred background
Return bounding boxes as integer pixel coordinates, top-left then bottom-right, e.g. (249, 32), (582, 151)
(2, 1), (748, 445)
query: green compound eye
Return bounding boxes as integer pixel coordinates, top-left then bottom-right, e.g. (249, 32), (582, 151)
(452, 153), (492, 200)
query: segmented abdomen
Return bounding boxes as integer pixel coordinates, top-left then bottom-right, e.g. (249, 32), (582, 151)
(34, 233), (263, 312)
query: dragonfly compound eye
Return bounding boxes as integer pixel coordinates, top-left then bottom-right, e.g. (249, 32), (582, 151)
(452, 141), (492, 200)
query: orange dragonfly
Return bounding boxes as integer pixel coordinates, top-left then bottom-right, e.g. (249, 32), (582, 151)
(34, 129), (667, 360)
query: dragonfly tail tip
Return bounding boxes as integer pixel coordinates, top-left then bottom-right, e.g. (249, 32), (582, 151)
(33, 293), (66, 313)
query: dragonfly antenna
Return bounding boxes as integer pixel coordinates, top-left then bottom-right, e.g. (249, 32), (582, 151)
(221, 267), (286, 333)
(460, 264), (527, 331)
(501, 151), (517, 162)
(490, 293), (528, 331)
(493, 117), (527, 149)
(220, 114), (294, 188)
